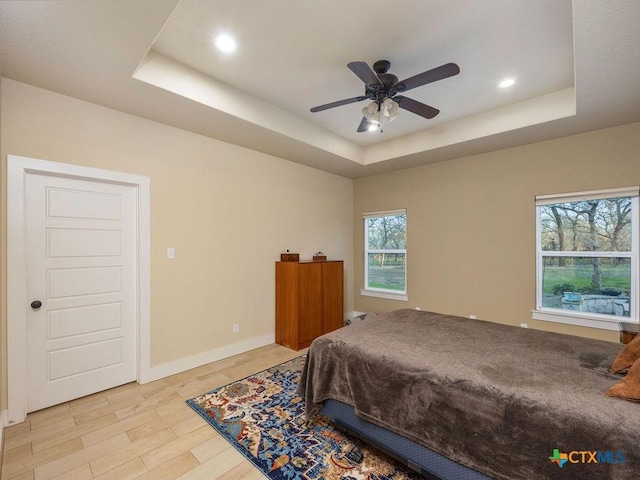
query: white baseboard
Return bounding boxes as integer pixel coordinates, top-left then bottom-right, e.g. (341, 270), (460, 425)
(144, 334), (275, 383)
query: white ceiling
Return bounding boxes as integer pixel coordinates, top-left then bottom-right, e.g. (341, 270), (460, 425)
(1, 0), (639, 178)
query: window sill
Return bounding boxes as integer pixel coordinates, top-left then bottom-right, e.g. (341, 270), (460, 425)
(531, 309), (637, 331)
(360, 289), (408, 301)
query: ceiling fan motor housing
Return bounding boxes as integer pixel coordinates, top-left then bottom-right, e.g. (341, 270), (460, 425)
(363, 60), (399, 104)
(372, 60), (398, 91)
(372, 60), (390, 74)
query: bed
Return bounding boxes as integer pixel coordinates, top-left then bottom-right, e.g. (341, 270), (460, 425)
(298, 309), (640, 480)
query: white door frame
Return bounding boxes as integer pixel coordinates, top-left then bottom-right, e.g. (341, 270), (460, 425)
(7, 154), (151, 424)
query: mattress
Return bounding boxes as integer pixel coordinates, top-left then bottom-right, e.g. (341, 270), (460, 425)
(298, 309), (640, 480)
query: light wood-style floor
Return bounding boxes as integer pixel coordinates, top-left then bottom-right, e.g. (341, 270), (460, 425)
(1, 344), (305, 480)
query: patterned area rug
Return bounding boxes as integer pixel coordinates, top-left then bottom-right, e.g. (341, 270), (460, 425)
(186, 356), (420, 480)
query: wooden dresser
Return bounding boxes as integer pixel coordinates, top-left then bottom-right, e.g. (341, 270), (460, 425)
(275, 260), (343, 350)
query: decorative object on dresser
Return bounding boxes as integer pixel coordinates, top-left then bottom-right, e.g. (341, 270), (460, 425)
(276, 259), (343, 350)
(280, 249), (299, 262)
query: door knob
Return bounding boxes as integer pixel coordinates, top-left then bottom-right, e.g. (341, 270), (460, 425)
(30, 300), (42, 309)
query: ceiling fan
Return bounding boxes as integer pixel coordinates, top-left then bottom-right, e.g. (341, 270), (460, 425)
(310, 60), (460, 132)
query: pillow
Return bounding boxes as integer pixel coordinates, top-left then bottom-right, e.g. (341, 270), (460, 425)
(605, 358), (640, 402)
(609, 333), (640, 374)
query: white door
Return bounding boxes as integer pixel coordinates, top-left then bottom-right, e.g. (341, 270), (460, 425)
(25, 173), (137, 412)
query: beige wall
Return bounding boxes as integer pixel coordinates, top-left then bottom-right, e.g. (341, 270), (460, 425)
(3, 74), (639, 415)
(354, 122), (640, 342)
(0, 66), (4, 415)
(0, 79), (354, 408)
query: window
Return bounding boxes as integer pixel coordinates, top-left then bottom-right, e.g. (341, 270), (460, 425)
(362, 210), (407, 300)
(534, 187), (639, 330)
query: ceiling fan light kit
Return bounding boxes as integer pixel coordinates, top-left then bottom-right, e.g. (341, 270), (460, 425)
(361, 98), (399, 132)
(381, 98), (400, 122)
(362, 101), (380, 124)
(311, 59), (460, 133)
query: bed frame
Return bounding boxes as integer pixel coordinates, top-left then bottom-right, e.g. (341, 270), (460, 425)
(321, 398), (492, 480)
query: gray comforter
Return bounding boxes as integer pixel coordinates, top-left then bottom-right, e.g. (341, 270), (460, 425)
(298, 309), (640, 480)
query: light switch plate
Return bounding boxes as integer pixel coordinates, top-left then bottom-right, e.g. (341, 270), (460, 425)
(167, 247), (175, 259)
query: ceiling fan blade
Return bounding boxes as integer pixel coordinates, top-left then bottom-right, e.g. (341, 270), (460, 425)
(395, 96), (440, 119)
(347, 61), (382, 87)
(357, 117), (372, 132)
(392, 63), (460, 93)
(310, 96), (367, 113)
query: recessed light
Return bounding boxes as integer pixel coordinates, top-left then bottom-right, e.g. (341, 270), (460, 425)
(214, 34), (237, 53)
(498, 77), (516, 89)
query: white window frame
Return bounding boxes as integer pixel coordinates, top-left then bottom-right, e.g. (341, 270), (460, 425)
(532, 187), (639, 331)
(361, 209), (408, 301)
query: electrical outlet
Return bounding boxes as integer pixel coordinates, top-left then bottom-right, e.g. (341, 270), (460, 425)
(415, 306), (421, 310)
(520, 323), (528, 328)
(233, 323), (239, 334)
(469, 315), (477, 319)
